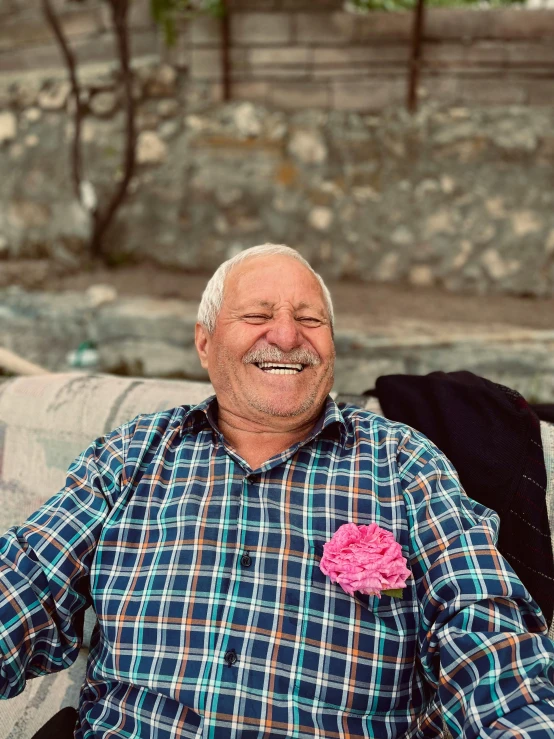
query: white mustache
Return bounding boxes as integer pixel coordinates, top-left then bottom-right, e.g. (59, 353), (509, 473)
(243, 346), (320, 367)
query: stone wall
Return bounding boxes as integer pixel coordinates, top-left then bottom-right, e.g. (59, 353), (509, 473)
(0, 0), (159, 77)
(185, 2), (554, 110)
(1, 0), (554, 295)
(1, 90), (554, 295)
(1, 1), (554, 108)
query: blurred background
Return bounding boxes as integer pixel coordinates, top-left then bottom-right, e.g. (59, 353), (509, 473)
(1, 0), (554, 399)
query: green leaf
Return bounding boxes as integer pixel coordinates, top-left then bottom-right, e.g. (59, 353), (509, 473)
(150, 0), (225, 47)
(150, 0), (165, 24)
(382, 588), (403, 598)
(163, 15), (177, 46)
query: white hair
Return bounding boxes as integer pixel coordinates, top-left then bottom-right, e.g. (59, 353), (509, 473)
(197, 243), (334, 334)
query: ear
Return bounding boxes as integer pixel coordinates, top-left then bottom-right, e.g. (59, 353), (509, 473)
(195, 322), (211, 370)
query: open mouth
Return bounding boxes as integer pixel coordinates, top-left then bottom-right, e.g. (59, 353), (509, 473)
(255, 362), (304, 375)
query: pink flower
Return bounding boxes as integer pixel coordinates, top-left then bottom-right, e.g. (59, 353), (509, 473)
(319, 522), (411, 598)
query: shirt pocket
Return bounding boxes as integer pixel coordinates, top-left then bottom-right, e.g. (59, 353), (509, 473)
(293, 543), (417, 717)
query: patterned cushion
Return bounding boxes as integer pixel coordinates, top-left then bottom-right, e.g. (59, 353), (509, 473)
(0, 374), (213, 737)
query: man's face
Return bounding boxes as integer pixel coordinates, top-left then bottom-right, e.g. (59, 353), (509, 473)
(195, 255), (335, 425)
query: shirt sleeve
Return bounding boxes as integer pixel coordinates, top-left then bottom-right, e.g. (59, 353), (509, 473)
(399, 428), (554, 738)
(0, 421), (132, 699)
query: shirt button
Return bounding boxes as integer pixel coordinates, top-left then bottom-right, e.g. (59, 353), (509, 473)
(224, 649), (237, 667)
(240, 553), (252, 568)
(248, 475), (259, 484)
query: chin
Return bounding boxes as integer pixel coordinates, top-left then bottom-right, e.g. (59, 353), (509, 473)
(249, 393), (322, 418)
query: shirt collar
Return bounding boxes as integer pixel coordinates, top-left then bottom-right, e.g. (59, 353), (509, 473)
(179, 395), (218, 436)
(180, 394), (346, 444)
(305, 395), (346, 444)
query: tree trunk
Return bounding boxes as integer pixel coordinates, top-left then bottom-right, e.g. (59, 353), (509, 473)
(42, 0), (137, 262)
(41, 0), (84, 200)
(90, 0), (137, 261)
(407, 0), (426, 113)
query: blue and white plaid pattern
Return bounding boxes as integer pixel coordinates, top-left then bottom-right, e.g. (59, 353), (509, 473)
(1, 396), (554, 738)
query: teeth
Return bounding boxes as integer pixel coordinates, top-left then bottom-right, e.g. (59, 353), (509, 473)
(257, 362), (302, 371)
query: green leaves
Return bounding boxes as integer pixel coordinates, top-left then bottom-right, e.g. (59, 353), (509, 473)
(150, 0), (225, 47)
(382, 588), (403, 598)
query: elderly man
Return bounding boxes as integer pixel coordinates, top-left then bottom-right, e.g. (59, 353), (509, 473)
(1, 244), (554, 739)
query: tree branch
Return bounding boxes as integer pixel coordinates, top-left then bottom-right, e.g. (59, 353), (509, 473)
(91, 0), (136, 259)
(41, 0), (84, 200)
(221, 0), (231, 101)
(407, 0), (426, 113)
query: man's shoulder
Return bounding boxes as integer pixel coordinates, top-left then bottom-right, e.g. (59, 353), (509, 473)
(338, 402), (410, 434)
(105, 404), (197, 446)
(337, 402), (444, 460)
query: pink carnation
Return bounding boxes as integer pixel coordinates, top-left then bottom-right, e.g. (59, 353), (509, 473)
(319, 522), (411, 598)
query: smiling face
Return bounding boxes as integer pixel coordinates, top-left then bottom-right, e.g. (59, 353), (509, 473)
(195, 254), (335, 428)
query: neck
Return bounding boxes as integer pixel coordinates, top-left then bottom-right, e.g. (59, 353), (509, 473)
(216, 403), (322, 470)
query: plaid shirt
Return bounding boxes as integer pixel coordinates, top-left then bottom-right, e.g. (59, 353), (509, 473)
(1, 396), (554, 738)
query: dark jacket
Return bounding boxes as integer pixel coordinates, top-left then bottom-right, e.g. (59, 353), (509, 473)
(369, 371), (554, 624)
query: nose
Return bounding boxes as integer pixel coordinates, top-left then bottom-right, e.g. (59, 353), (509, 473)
(266, 313), (302, 352)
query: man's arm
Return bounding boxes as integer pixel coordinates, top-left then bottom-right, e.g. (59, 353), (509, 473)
(0, 423), (129, 699)
(400, 430), (554, 738)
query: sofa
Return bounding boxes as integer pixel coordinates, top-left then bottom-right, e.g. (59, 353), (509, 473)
(0, 373), (215, 738)
(0, 372), (552, 738)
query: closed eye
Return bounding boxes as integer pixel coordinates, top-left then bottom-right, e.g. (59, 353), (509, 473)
(243, 314), (271, 323)
(297, 317), (323, 327)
